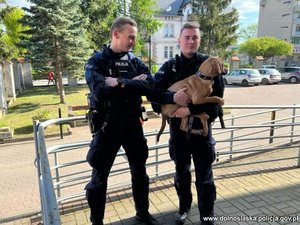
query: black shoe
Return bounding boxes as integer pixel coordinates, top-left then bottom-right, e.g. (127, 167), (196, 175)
(91, 221), (103, 225)
(136, 212), (159, 225)
(175, 210), (189, 225)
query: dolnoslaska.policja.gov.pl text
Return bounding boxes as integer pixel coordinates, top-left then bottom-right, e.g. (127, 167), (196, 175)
(203, 215), (299, 223)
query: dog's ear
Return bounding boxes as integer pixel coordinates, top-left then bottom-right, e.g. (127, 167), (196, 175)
(215, 58), (225, 75)
(217, 60), (223, 75)
(210, 58), (222, 75)
(217, 58), (228, 74)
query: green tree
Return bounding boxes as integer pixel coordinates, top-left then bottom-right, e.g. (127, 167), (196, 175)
(81, 0), (161, 54)
(191, 0), (239, 57)
(0, 6), (28, 60)
(238, 23), (257, 42)
(80, 0), (117, 50)
(128, 0), (162, 49)
(22, 0), (91, 104)
(239, 36), (293, 61)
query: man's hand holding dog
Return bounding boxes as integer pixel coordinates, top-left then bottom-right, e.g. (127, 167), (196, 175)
(173, 88), (191, 106)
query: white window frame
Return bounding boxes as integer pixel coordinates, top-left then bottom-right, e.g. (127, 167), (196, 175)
(164, 46), (174, 59)
(164, 24), (174, 38)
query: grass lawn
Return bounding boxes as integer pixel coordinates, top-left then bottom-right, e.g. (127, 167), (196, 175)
(0, 85), (89, 139)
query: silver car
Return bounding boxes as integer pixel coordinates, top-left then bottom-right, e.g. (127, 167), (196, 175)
(224, 68), (262, 86)
(279, 67), (300, 83)
(258, 68), (281, 84)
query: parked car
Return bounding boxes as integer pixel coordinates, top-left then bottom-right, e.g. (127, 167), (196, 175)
(223, 68), (262, 86)
(261, 64), (276, 69)
(278, 67), (300, 83)
(258, 68), (281, 84)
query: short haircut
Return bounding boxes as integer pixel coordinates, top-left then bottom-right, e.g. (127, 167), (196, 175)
(110, 17), (137, 37)
(180, 23), (200, 36)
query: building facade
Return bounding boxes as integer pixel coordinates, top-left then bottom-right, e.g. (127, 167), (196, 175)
(258, 0), (300, 65)
(150, 0), (194, 68)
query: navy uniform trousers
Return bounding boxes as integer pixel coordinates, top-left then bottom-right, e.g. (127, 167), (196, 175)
(85, 117), (149, 224)
(169, 119), (216, 222)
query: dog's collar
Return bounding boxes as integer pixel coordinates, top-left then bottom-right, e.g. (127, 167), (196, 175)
(195, 71), (213, 81)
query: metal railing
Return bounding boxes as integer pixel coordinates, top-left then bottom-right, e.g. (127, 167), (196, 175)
(33, 105), (300, 225)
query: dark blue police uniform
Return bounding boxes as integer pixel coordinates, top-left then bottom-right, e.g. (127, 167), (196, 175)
(149, 53), (224, 225)
(85, 45), (154, 225)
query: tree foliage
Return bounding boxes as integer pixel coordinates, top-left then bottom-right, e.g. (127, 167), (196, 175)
(127, 0), (162, 53)
(238, 23), (257, 42)
(0, 6), (28, 60)
(81, 0), (162, 54)
(239, 36), (293, 61)
(191, 0), (239, 57)
(80, 0), (117, 50)
(22, 0), (91, 103)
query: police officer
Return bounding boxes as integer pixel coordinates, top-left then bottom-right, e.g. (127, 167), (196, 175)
(149, 23), (224, 225)
(84, 17), (158, 225)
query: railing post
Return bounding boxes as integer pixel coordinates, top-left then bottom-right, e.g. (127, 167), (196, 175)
(297, 144), (300, 168)
(269, 111), (276, 144)
(37, 124), (61, 225)
(290, 105), (296, 144)
(54, 152), (61, 201)
(58, 108), (63, 139)
(33, 120), (44, 220)
(155, 129), (159, 178)
(229, 115), (234, 161)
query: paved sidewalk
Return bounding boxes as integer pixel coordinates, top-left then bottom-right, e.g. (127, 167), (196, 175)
(1, 83), (300, 225)
(58, 165), (300, 225)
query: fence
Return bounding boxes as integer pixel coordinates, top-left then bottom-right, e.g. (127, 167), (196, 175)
(33, 105), (300, 225)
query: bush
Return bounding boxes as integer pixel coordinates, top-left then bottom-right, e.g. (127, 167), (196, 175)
(32, 110), (54, 121)
(240, 64), (253, 68)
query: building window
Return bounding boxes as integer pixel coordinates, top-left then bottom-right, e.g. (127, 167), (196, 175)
(292, 37), (300, 44)
(164, 46), (168, 58)
(165, 16), (174, 20)
(164, 24), (174, 38)
(169, 46), (174, 58)
(296, 25), (300, 32)
(164, 46), (174, 59)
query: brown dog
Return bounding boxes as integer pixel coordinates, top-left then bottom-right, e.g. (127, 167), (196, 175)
(156, 56), (226, 142)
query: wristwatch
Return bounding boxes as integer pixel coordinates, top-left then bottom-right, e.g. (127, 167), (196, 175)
(116, 77), (125, 88)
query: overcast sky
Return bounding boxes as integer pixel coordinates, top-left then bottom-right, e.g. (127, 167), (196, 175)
(7, 0), (260, 28)
(231, 0), (260, 27)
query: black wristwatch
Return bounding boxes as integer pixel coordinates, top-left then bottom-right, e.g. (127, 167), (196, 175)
(116, 77), (125, 88)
